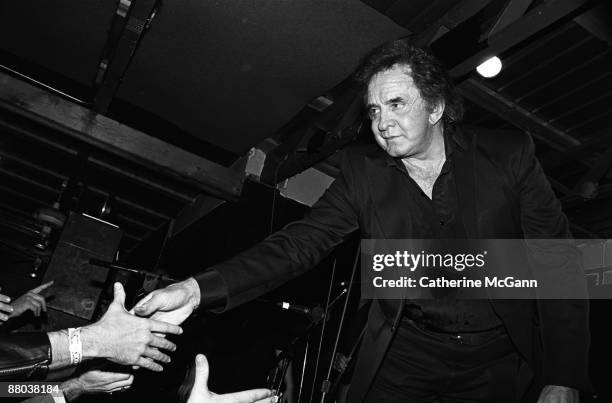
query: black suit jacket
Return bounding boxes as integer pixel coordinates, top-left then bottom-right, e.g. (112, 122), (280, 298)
(196, 127), (590, 402)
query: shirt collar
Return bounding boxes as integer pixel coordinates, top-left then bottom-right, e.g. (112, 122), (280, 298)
(384, 125), (467, 168)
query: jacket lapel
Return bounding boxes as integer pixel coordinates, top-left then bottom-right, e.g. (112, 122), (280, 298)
(363, 147), (412, 239)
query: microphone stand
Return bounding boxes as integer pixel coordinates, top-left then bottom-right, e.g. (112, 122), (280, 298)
(272, 285), (345, 403)
(309, 258), (337, 402)
(272, 279), (347, 403)
(318, 244), (360, 403)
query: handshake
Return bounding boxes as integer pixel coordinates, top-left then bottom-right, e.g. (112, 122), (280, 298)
(111, 280), (277, 402)
(38, 278), (203, 373)
(5, 279), (275, 403)
(52, 281), (186, 372)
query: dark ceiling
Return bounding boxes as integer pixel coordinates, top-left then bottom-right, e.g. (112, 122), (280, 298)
(0, 0), (611, 275)
(0, 0), (408, 154)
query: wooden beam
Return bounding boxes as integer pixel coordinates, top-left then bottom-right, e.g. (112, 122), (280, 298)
(172, 195), (226, 238)
(0, 151), (69, 181)
(450, 0), (597, 79)
(259, 84), (363, 185)
(539, 127), (612, 169)
(88, 156), (195, 204)
(574, 3), (612, 44)
(486, 0), (534, 38)
(0, 184), (53, 208)
(87, 186), (171, 221)
(414, 0), (495, 46)
(171, 155), (249, 237)
(0, 167), (60, 195)
(93, 0), (158, 113)
(0, 72), (244, 200)
(458, 78), (579, 149)
(273, 123), (362, 183)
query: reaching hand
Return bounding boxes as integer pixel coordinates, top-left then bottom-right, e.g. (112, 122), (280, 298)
(9, 281), (53, 319)
(0, 287), (13, 323)
(133, 278), (201, 326)
(81, 282), (183, 372)
(187, 354), (276, 403)
(61, 370), (134, 401)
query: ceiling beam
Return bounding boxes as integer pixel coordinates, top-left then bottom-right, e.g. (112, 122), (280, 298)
(0, 184), (53, 208)
(93, 0), (159, 114)
(485, 0), (534, 38)
(256, 83), (364, 186)
(88, 156), (195, 204)
(450, 0), (598, 79)
(0, 72), (244, 201)
(0, 167), (59, 195)
(574, 3), (612, 44)
(272, 123), (363, 184)
(172, 195), (226, 238)
(458, 78), (579, 149)
(87, 187), (171, 221)
(169, 153), (252, 237)
(539, 127), (612, 169)
(414, 0), (495, 45)
(0, 151), (69, 182)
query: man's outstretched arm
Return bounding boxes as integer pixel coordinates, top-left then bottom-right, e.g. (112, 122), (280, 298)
(133, 150), (362, 324)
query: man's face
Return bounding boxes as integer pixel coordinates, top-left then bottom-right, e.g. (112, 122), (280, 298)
(366, 64), (442, 159)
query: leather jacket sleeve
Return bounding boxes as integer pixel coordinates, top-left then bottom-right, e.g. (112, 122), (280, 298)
(0, 332), (52, 380)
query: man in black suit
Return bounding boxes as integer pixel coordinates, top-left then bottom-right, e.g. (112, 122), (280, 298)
(134, 40), (589, 402)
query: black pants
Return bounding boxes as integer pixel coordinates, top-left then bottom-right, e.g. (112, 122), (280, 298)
(364, 320), (520, 403)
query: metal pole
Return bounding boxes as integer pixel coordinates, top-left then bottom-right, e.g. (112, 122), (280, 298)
(320, 244), (360, 403)
(309, 258), (337, 402)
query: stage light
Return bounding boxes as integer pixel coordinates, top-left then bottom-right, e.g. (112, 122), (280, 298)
(476, 56), (502, 78)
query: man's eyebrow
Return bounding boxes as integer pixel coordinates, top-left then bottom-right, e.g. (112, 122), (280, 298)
(384, 96), (405, 104)
(366, 96), (408, 110)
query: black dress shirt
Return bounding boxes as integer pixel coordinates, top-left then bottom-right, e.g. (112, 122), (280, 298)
(390, 132), (502, 333)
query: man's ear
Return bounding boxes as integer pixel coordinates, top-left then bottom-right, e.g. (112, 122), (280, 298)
(428, 100), (445, 125)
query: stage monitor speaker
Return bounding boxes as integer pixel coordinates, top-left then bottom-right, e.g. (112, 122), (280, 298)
(43, 212), (122, 320)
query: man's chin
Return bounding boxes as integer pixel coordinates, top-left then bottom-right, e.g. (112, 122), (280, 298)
(382, 145), (409, 158)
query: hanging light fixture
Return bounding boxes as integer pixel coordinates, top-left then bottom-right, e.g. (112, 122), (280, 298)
(476, 56), (502, 78)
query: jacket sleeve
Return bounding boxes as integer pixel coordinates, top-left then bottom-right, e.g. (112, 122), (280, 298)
(195, 151), (361, 311)
(0, 332), (51, 380)
(514, 133), (590, 391)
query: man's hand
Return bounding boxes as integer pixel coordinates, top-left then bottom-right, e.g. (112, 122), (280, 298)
(61, 370), (134, 401)
(537, 385), (579, 403)
(133, 278), (201, 326)
(9, 281), (53, 319)
(0, 287), (13, 323)
(81, 282), (183, 372)
(187, 354), (276, 403)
